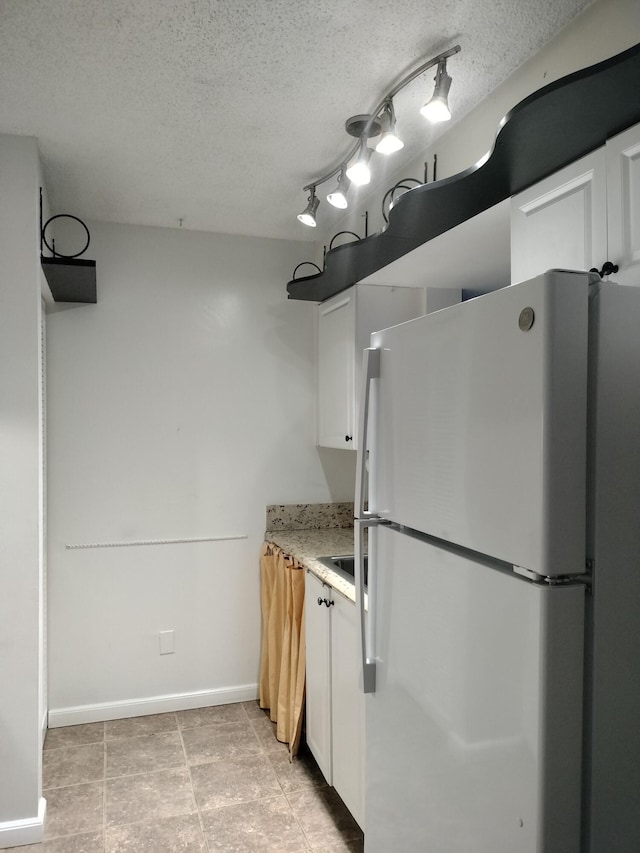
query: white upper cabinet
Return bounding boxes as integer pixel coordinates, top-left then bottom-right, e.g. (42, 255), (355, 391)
(318, 290), (357, 451)
(606, 123), (640, 287)
(511, 148), (607, 284)
(511, 121), (640, 288)
(317, 284), (424, 450)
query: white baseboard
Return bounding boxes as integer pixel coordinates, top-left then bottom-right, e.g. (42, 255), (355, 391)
(48, 683), (259, 728)
(0, 797), (46, 849)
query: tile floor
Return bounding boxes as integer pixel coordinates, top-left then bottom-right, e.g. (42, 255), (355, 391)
(7, 702), (364, 852)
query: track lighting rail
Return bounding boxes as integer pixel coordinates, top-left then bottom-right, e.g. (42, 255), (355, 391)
(302, 45), (461, 194)
(297, 44), (461, 226)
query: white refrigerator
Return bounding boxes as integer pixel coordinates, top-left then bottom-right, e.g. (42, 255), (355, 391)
(353, 269), (640, 853)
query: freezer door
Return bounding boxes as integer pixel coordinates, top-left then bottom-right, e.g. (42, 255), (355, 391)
(365, 525), (584, 853)
(371, 270), (589, 577)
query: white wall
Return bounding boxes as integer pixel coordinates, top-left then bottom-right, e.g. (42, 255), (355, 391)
(46, 221), (356, 721)
(0, 135), (45, 840)
(324, 0), (640, 242)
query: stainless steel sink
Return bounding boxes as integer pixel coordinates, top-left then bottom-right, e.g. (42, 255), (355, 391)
(317, 554), (368, 587)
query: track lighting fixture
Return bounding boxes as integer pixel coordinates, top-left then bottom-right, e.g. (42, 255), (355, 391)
(327, 168), (351, 209)
(420, 59), (453, 123)
(375, 101), (404, 155)
(297, 188), (320, 227)
(296, 44), (460, 227)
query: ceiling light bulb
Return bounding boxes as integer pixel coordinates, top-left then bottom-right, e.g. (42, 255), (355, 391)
(421, 97), (451, 123)
(420, 61), (453, 123)
(297, 211), (317, 226)
(376, 131), (404, 155)
(327, 169), (351, 209)
(346, 144), (372, 186)
(297, 191), (320, 227)
(375, 102), (404, 155)
(326, 190), (348, 209)
(346, 159), (371, 186)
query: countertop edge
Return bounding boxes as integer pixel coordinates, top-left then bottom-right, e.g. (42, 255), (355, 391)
(264, 529), (357, 603)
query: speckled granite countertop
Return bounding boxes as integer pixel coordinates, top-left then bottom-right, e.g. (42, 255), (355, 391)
(265, 527), (357, 602)
(264, 503), (358, 602)
(266, 502), (353, 532)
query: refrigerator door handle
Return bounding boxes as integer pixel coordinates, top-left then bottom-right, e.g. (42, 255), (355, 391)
(356, 517), (379, 694)
(355, 347), (380, 518)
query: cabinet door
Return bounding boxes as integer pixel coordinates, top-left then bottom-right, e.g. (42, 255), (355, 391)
(317, 291), (356, 449)
(331, 590), (365, 829)
(607, 122), (640, 287)
(304, 571), (332, 783)
(511, 148), (607, 284)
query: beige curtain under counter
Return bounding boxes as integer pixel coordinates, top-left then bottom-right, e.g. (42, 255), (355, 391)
(259, 541), (306, 758)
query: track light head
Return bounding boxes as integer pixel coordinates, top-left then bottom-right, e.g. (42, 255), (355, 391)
(327, 168), (351, 209)
(420, 60), (453, 123)
(297, 189), (320, 227)
(375, 102), (404, 155)
(346, 141), (372, 187)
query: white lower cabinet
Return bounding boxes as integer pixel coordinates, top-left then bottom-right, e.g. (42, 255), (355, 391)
(330, 586), (366, 828)
(305, 570), (365, 828)
(305, 571), (333, 783)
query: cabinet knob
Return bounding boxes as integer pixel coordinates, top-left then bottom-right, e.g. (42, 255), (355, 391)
(345, 435), (353, 442)
(324, 598), (334, 607)
(590, 261), (619, 278)
(317, 597), (324, 606)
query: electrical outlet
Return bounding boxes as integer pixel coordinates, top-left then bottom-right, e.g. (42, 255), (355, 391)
(159, 630), (175, 655)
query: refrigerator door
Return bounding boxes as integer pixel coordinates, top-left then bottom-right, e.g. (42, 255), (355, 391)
(371, 270), (589, 578)
(365, 525), (584, 853)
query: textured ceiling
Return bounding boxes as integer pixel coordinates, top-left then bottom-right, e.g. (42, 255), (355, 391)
(0, 0), (594, 241)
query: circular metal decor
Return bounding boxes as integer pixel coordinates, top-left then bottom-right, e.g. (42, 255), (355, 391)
(328, 231), (361, 251)
(382, 178), (423, 224)
(42, 213), (91, 259)
(292, 261), (322, 280)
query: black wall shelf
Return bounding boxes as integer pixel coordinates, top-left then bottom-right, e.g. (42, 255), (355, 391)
(41, 257), (97, 303)
(287, 41), (640, 303)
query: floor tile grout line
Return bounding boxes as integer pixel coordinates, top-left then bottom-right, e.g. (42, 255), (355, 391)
(104, 729), (184, 743)
(43, 775), (105, 792)
(91, 808), (202, 833)
(45, 760), (196, 791)
(282, 787), (315, 851)
(195, 790), (286, 817)
(104, 761), (189, 781)
(178, 716), (211, 853)
(43, 740), (105, 752)
(250, 705), (320, 850)
(104, 718), (180, 742)
(30, 827), (106, 844)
